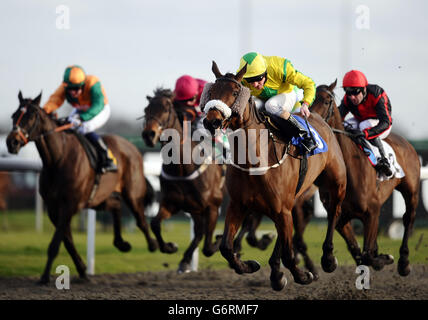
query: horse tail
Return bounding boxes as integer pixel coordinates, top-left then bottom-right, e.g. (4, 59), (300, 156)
(143, 176), (155, 207)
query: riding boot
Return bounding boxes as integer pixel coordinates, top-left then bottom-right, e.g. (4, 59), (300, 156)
(86, 133), (118, 173)
(286, 115), (317, 153)
(370, 137), (392, 176)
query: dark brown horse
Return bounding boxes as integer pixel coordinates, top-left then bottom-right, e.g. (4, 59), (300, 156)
(203, 62), (347, 291)
(141, 88), (225, 273)
(308, 81), (420, 275)
(7, 92), (158, 284)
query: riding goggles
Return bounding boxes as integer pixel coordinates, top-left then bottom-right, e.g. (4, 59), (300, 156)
(344, 87), (363, 96)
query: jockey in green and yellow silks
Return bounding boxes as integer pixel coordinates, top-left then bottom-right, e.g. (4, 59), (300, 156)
(43, 65), (117, 173)
(237, 52), (317, 153)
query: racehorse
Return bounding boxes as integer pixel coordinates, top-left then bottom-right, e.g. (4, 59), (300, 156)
(141, 88), (225, 273)
(309, 81), (420, 276)
(203, 62), (347, 290)
(7, 92), (158, 284)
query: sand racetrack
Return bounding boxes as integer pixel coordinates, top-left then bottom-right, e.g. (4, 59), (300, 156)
(0, 264), (427, 300)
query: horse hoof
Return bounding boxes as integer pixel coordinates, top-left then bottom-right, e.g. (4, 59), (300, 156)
(162, 242), (178, 254)
(321, 255), (338, 273)
(37, 277), (49, 286)
(244, 260), (261, 273)
(177, 262), (192, 274)
(398, 259), (411, 277)
(270, 272), (287, 291)
(372, 258), (385, 271)
(379, 254), (394, 265)
(311, 271), (320, 281)
(294, 271), (313, 285)
(114, 240), (132, 252)
(148, 239), (159, 252)
(259, 233), (275, 250)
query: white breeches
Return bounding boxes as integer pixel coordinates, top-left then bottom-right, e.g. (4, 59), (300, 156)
(70, 104), (111, 134)
(345, 116), (391, 139)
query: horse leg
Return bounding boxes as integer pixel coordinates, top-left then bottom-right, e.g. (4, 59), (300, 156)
(336, 216), (363, 265)
(177, 213), (204, 273)
(123, 192), (158, 252)
(202, 206), (222, 257)
(292, 199), (318, 280)
(220, 202), (260, 274)
(246, 212), (275, 250)
(269, 238), (287, 291)
(111, 206), (132, 252)
(233, 214), (251, 254)
(361, 210), (386, 270)
(319, 191), (343, 273)
(150, 204), (178, 253)
(396, 185), (418, 276)
(63, 225), (88, 281)
(39, 209), (69, 284)
(275, 210), (313, 285)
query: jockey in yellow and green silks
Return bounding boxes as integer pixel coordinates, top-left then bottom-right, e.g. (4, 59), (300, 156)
(237, 52), (317, 153)
(43, 65), (117, 173)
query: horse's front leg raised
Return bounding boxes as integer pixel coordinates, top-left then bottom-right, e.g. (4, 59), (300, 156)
(220, 201), (260, 274)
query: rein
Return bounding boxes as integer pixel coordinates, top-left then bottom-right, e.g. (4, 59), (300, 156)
(13, 105), (73, 145)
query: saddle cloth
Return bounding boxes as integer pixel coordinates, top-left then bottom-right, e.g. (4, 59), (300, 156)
(291, 115), (328, 156)
(364, 140), (405, 181)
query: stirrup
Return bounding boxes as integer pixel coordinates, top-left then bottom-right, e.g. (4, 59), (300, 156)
(301, 136), (317, 153)
(101, 160), (118, 173)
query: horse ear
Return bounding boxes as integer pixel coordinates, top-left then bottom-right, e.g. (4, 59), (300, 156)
(328, 79), (337, 91)
(18, 91), (24, 104)
(235, 63), (247, 82)
(33, 91), (42, 106)
(146, 95), (152, 102)
(212, 61), (223, 79)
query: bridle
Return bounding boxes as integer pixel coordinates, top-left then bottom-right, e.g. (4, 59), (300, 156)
(11, 102), (73, 146)
(316, 87), (336, 123)
(12, 103), (41, 145)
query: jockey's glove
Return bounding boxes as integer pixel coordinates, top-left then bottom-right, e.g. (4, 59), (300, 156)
(67, 114), (82, 127)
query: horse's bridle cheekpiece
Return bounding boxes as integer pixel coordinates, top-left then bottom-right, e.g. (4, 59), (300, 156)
(201, 77), (251, 122)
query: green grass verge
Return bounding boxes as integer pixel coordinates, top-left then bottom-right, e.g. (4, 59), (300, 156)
(0, 211), (427, 277)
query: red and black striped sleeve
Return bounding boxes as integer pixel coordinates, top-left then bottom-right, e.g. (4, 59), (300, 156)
(363, 86), (392, 139)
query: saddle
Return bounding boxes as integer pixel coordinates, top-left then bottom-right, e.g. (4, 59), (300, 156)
(72, 131), (100, 171)
(71, 131), (117, 174)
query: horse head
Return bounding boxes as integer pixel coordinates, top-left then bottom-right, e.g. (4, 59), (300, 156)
(203, 61), (250, 134)
(7, 91), (45, 154)
(311, 80), (339, 126)
(141, 88), (176, 147)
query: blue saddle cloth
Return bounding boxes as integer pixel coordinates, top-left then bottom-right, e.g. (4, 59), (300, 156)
(291, 115), (328, 156)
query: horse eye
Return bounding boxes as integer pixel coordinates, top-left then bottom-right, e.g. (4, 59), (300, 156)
(232, 91), (239, 97)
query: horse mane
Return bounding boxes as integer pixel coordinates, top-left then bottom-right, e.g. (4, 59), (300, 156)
(152, 87), (174, 100)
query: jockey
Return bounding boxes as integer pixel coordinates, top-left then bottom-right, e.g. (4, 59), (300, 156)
(339, 70), (393, 177)
(43, 65), (117, 173)
(174, 75), (230, 162)
(173, 75), (206, 123)
(237, 52), (317, 152)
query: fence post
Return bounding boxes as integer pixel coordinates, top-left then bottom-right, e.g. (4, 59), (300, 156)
(35, 173), (43, 233)
(86, 208), (96, 275)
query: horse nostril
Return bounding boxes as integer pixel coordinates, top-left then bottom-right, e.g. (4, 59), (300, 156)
(142, 130), (156, 146)
(212, 119), (222, 129)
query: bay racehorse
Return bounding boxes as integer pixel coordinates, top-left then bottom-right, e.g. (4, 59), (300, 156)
(309, 81), (420, 275)
(141, 88), (225, 273)
(7, 92), (158, 284)
(203, 62), (347, 291)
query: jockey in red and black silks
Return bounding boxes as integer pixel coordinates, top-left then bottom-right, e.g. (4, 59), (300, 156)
(338, 70), (393, 176)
